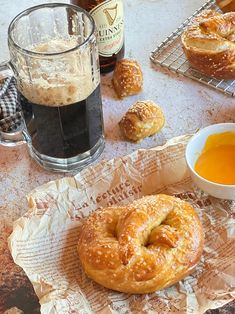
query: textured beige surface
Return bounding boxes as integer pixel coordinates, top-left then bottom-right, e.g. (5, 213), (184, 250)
(0, 0), (234, 313)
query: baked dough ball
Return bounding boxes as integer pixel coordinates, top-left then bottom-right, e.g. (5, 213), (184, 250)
(112, 59), (143, 98)
(77, 194), (204, 294)
(216, 0), (235, 12)
(181, 10), (235, 79)
(119, 100), (165, 142)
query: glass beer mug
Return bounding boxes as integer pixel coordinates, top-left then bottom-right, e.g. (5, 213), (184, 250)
(0, 3), (105, 171)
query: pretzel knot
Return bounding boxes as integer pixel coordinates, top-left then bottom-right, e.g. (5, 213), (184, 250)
(78, 194), (204, 294)
(181, 10), (235, 80)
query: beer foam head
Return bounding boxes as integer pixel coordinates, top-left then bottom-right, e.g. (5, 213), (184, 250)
(18, 38), (100, 106)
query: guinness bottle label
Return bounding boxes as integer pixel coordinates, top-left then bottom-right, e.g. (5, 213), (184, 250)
(90, 0), (124, 57)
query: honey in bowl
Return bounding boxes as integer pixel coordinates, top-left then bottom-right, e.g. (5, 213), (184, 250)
(194, 131), (235, 185)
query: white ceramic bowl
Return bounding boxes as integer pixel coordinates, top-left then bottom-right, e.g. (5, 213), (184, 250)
(185, 123), (235, 200)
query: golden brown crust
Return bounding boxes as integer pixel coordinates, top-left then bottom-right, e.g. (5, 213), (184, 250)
(112, 59), (143, 98)
(216, 0), (235, 12)
(181, 10), (235, 79)
(119, 100), (165, 142)
(77, 194), (204, 294)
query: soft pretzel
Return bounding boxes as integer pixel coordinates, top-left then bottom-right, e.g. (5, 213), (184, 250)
(77, 194), (204, 294)
(216, 0), (235, 12)
(119, 100), (165, 142)
(112, 59), (143, 98)
(181, 10), (235, 79)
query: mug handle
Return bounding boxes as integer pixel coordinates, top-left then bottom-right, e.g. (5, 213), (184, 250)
(0, 61), (27, 146)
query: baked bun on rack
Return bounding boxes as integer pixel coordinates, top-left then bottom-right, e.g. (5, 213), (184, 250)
(77, 194), (204, 294)
(216, 0), (235, 12)
(181, 10), (235, 79)
(119, 100), (165, 142)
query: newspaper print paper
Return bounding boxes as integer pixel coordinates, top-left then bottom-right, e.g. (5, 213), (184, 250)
(8, 135), (235, 314)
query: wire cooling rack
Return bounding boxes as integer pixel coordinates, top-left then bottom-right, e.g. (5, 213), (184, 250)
(150, 0), (235, 97)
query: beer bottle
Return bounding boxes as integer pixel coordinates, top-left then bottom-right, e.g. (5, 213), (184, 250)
(71, 0), (125, 73)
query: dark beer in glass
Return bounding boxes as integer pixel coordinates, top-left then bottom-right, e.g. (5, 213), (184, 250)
(7, 4), (104, 171)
